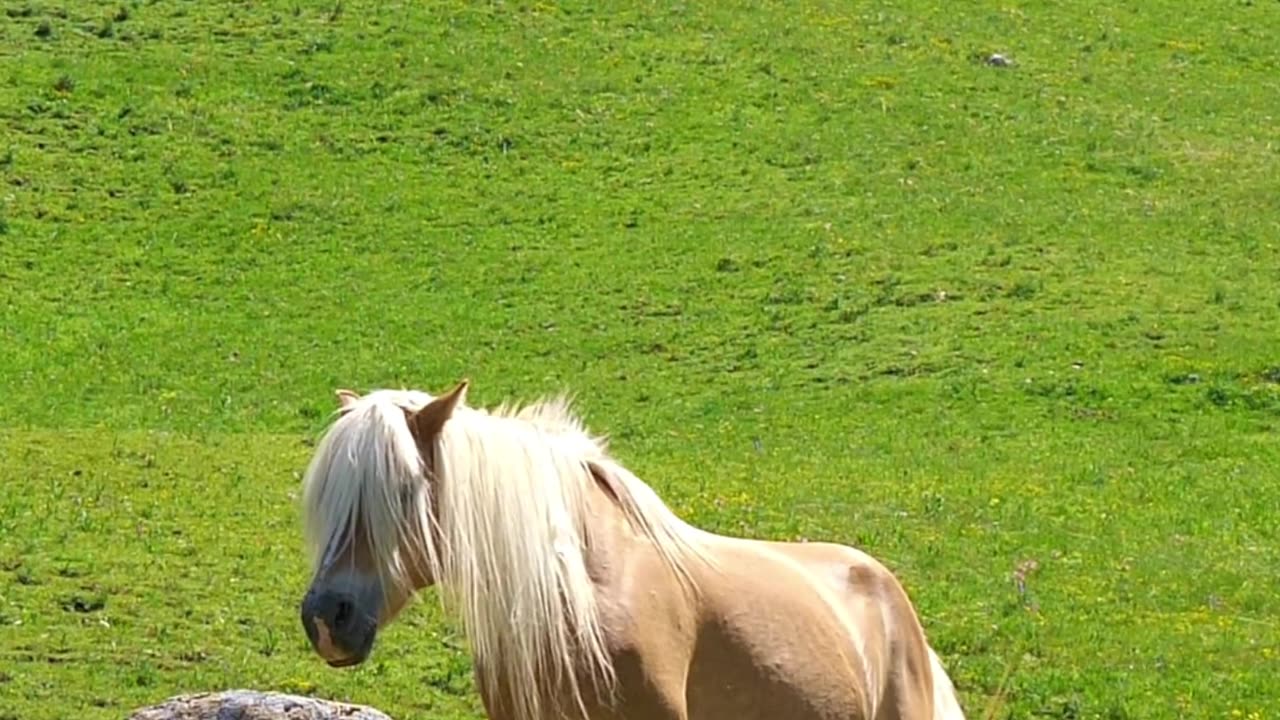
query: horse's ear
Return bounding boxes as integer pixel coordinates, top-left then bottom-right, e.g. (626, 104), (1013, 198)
(335, 389), (361, 413)
(405, 380), (468, 444)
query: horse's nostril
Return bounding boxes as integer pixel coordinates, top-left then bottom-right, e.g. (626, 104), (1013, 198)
(333, 598), (353, 630)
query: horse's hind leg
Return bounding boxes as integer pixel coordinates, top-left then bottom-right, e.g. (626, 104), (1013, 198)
(877, 647), (965, 720)
(841, 555), (945, 720)
(875, 672), (934, 720)
(925, 647), (965, 720)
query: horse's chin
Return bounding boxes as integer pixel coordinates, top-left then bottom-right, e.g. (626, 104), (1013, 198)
(326, 655), (365, 669)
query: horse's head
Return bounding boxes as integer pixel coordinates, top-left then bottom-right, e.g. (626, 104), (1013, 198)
(297, 381), (468, 668)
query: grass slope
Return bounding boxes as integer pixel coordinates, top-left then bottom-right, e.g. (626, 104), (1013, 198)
(2, 1), (1279, 718)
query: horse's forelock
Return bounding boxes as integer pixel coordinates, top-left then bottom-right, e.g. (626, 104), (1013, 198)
(302, 390), (435, 591)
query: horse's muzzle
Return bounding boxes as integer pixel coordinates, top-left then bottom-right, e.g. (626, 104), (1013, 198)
(300, 587), (377, 667)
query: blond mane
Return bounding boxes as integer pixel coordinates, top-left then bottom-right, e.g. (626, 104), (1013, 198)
(301, 388), (708, 720)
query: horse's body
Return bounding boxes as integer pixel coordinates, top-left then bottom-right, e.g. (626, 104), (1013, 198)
(298, 383), (965, 720)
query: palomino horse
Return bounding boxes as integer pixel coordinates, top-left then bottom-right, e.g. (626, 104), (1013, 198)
(298, 381), (966, 720)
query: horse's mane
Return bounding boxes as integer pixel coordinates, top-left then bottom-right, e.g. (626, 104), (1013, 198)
(300, 388), (708, 720)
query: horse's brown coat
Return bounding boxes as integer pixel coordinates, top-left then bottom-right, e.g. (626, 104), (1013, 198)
(521, 466), (956, 720)
(300, 385), (965, 720)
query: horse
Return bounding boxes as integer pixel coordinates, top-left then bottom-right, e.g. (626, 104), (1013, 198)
(297, 381), (966, 720)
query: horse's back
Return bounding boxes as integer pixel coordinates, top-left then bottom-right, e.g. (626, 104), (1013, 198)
(677, 537), (881, 720)
(762, 539), (964, 720)
(684, 536), (954, 720)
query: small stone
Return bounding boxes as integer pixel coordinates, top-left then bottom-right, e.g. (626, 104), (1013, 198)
(127, 690), (394, 720)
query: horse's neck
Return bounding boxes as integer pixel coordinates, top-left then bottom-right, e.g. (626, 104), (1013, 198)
(469, 481), (637, 720)
(578, 477), (639, 608)
(581, 476), (702, 645)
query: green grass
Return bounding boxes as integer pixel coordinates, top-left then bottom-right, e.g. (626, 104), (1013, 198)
(2, 1), (1279, 718)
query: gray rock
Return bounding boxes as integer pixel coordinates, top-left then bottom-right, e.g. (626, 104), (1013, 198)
(127, 690), (393, 720)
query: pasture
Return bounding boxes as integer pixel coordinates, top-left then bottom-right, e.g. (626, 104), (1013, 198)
(1, 1), (1278, 718)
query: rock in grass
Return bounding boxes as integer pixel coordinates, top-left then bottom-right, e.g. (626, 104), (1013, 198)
(127, 690), (393, 720)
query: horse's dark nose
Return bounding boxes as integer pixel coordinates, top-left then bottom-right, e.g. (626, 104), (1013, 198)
(298, 579), (373, 666)
(300, 587), (376, 667)
(302, 589), (355, 635)
(332, 597), (353, 630)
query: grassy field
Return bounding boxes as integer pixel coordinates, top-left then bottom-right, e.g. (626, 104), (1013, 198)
(2, 1), (1279, 718)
